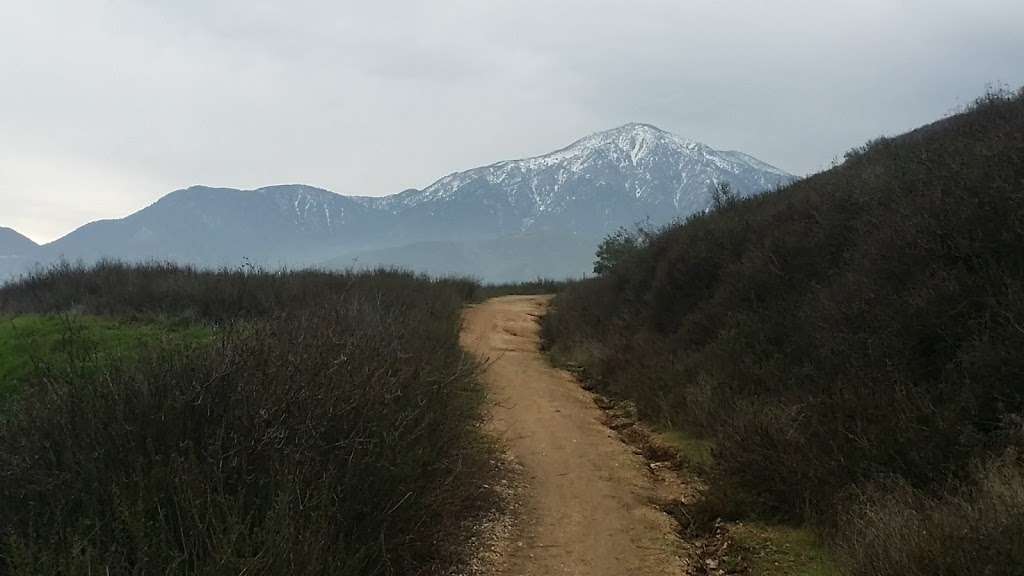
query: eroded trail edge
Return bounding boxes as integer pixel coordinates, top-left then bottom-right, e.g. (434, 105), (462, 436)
(461, 295), (691, 576)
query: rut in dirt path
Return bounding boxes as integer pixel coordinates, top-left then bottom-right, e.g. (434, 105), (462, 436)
(461, 295), (691, 576)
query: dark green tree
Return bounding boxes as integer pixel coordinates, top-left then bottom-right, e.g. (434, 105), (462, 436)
(593, 225), (649, 275)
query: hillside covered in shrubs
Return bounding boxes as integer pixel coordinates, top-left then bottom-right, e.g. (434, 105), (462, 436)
(543, 90), (1024, 574)
(0, 263), (494, 575)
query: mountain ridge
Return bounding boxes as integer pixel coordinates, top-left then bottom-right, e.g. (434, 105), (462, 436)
(376, 122), (790, 210)
(0, 227), (38, 256)
(4, 123), (795, 281)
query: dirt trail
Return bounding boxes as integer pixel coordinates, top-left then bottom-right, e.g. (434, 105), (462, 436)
(461, 295), (690, 576)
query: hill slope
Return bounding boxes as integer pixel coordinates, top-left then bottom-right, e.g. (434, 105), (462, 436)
(542, 90), (1024, 574)
(38, 185), (388, 267)
(0, 227), (37, 256)
(0, 228), (40, 285)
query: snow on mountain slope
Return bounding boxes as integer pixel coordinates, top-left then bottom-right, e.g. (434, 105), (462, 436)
(372, 123), (795, 238)
(254, 185), (367, 233)
(39, 185), (389, 267)
(383, 123), (791, 210)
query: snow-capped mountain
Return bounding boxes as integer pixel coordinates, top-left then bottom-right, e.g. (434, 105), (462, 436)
(390, 123), (788, 211)
(356, 123), (793, 244)
(7, 123), (794, 281)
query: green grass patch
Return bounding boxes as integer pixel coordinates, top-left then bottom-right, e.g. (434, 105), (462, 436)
(723, 522), (840, 576)
(654, 428), (715, 470)
(0, 314), (211, 403)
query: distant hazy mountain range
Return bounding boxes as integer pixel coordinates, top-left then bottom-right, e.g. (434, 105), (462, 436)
(0, 227), (37, 255)
(1, 123), (794, 283)
(0, 227), (40, 283)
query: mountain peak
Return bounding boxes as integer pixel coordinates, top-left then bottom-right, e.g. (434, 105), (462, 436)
(255, 184), (336, 198)
(606, 122), (670, 135)
(389, 122), (793, 220)
(553, 122), (705, 163)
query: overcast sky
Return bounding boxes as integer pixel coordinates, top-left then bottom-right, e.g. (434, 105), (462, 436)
(2, 0), (1022, 243)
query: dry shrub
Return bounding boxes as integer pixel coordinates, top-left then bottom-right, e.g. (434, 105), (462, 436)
(838, 451), (1024, 575)
(543, 89), (1024, 570)
(0, 265), (494, 575)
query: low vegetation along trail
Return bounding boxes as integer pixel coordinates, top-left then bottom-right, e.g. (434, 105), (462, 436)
(461, 296), (689, 576)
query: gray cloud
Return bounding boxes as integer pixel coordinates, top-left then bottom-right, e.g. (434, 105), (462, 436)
(2, 0), (1022, 242)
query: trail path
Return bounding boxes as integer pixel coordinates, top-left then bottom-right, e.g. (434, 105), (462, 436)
(461, 296), (689, 576)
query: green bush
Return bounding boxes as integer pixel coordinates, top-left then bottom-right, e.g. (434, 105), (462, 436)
(0, 314), (210, 408)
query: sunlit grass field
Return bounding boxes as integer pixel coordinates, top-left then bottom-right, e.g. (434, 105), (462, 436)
(0, 314), (210, 405)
